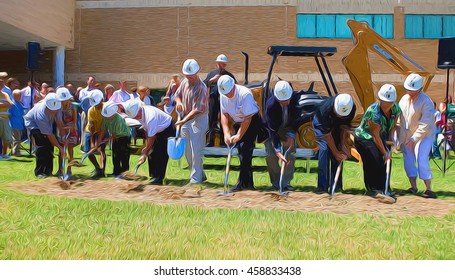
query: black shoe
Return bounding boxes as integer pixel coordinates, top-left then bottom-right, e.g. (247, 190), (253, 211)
(422, 190), (437, 199)
(230, 185), (243, 192)
(315, 189), (327, 194)
(37, 174), (48, 179)
(266, 185), (280, 191)
(149, 178), (163, 185)
(284, 185), (295, 191)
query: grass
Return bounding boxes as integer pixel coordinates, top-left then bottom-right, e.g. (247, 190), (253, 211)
(0, 143), (454, 259)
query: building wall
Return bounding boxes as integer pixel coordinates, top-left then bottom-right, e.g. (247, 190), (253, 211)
(0, 0), (75, 48)
(66, 3), (450, 104)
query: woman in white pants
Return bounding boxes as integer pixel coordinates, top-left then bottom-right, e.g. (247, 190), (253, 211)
(397, 73), (436, 198)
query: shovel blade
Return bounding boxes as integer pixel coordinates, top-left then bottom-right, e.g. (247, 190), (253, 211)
(167, 137), (186, 160)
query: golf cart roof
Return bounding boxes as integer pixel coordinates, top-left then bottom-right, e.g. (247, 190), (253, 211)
(267, 46), (337, 57)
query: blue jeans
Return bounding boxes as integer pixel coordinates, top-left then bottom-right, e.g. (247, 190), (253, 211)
(313, 115), (343, 192)
(432, 127), (442, 158)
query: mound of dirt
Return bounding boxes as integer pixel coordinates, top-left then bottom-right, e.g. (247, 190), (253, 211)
(7, 178), (455, 217)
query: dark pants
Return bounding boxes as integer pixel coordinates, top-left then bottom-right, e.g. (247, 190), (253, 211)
(207, 93), (224, 146)
(112, 136), (131, 175)
(354, 136), (389, 193)
(31, 129), (54, 176)
(233, 113), (260, 189)
(313, 116), (343, 192)
(148, 124), (175, 182)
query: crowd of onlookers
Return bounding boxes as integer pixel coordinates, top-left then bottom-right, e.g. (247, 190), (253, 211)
(0, 56), (451, 201)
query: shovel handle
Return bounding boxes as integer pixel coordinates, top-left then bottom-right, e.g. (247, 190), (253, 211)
(223, 145), (235, 192)
(384, 158), (391, 194)
(331, 161), (343, 197)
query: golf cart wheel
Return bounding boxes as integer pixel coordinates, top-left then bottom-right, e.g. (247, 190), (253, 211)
(296, 122), (318, 149)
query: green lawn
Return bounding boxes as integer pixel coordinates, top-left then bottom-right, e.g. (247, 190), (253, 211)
(0, 144), (454, 259)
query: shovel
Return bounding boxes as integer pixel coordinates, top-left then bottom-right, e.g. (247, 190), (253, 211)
(60, 131), (71, 181)
(70, 138), (110, 167)
(278, 147), (291, 197)
(384, 157), (391, 195)
(167, 112), (186, 160)
(217, 144), (236, 197)
(331, 161), (343, 197)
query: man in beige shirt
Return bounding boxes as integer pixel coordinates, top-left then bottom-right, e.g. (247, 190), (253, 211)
(397, 73), (436, 198)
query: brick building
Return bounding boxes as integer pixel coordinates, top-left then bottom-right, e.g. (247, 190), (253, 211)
(1, 0), (454, 103)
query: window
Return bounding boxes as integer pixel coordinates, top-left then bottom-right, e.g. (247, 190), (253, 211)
(296, 14), (393, 39)
(405, 15), (455, 39)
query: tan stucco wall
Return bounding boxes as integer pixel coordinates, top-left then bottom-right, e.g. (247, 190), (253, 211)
(64, 5), (450, 104)
(0, 0), (75, 48)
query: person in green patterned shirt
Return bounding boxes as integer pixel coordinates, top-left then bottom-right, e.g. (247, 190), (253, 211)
(99, 101), (132, 178)
(354, 84), (401, 197)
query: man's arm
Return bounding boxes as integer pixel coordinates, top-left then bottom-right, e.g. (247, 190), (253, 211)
(221, 112), (232, 145)
(231, 114), (253, 143)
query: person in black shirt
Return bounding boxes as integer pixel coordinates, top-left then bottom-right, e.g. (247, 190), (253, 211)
(312, 93), (356, 193)
(203, 54), (237, 147)
(263, 81), (300, 191)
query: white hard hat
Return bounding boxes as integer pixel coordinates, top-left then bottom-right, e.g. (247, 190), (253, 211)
(89, 89), (104, 107)
(404, 73), (423, 91)
(334, 93), (354, 117)
(216, 54), (228, 63)
(182, 59), (200, 75)
(274, 81), (293, 101)
(44, 92), (62, 111)
(56, 87), (72, 101)
(124, 99), (142, 118)
(101, 101), (119, 118)
(217, 75), (235, 95)
(378, 84), (397, 102)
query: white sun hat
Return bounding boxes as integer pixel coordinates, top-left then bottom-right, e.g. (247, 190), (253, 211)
(334, 93), (354, 117)
(274, 81), (293, 101)
(124, 99), (142, 119)
(216, 54), (228, 63)
(404, 73), (424, 91)
(44, 92), (62, 111)
(378, 84), (397, 102)
(101, 101), (119, 118)
(217, 75), (235, 95)
(56, 87), (72, 101)
(89, 89), (104, 107)
(182, 59), (200, 75)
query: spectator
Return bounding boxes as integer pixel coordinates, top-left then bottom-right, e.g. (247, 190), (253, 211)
(161, 74), (180, 114)
(8, 89), (25, 156)
(0, 85), (13, 159)
(109, 80), (131, 104)
(104, 84), (115, 101)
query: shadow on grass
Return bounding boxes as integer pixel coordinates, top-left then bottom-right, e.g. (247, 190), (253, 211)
(203, 164), (268, 172)
(7, 158), (34, 163)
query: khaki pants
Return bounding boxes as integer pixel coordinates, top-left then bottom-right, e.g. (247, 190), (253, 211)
(11, 128), (23, 155)
(180, 114), (208, 184)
